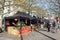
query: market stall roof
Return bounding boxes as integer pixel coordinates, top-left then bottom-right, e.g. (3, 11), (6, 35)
(5, 11), (37, 20)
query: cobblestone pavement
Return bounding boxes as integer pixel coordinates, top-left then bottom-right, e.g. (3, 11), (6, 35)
(0, 29), (60, 40)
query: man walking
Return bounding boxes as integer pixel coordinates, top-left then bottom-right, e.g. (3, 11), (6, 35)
(46, 20), (51, 32)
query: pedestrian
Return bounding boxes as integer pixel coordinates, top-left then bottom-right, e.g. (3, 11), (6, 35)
(30, 24), (33, 31)
(51, 20), (56, 33)
(46, 20), (51, 32)
(40, 16), (44, 28)
(54, 17), (60, 32)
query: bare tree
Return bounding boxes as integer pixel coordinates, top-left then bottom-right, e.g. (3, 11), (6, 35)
(46, 0), (60, 15)
(25, 0), (47, 17)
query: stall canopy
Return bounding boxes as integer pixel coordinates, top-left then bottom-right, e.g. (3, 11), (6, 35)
(5, 11), (37, 20)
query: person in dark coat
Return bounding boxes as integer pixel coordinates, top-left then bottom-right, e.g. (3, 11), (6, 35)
(46, 20), (51, 32)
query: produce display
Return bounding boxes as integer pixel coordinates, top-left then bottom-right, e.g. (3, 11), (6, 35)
(7, 26), (31, 37)
(7, 27), (19, 36)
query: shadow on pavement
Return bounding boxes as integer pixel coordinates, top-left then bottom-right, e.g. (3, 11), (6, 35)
(20, 34), (23, 40)
(20, 28), (23, 40)
(35, 30), (56, 40)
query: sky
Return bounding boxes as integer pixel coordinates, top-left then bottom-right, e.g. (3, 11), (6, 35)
(35, 0), (58, 14)
(26, 0), (59, 15)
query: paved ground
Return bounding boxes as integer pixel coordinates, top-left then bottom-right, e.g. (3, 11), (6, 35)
(37, 28), (60, 40)
(0, 28), (60, 40)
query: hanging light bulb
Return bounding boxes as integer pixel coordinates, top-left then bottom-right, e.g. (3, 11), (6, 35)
(14, 18), (18, 21)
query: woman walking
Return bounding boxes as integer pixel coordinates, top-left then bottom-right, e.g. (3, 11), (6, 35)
(55, 17), (60, 32)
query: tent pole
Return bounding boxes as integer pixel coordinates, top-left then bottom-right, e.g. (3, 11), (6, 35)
(3, 17), (5, 31)
(18, 17), (20, 29)
(30, 20), (32, 32)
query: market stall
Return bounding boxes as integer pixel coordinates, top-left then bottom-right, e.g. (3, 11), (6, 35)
(5, 11), (37, 37)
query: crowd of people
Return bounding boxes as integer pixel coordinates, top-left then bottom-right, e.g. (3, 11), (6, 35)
(39, 16), (60, 33)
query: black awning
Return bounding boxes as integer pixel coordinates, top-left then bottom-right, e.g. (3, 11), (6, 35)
(5, 11), (37, 20)
(14, 11), (32, 19)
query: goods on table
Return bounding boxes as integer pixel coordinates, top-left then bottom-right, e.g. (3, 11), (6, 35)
(7, 26), (19, 36)
(7, 26), (31, 37)
(20, 26), (31, 35)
